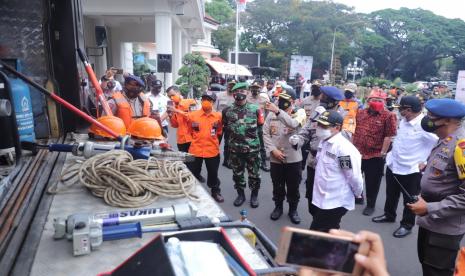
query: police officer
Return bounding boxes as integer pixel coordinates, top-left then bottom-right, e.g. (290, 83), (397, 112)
(407, 98), (465, 276)
(248, 80), (270, 172)
(223, 82), (265, 208)
(216, 79), (237, 168)
(263, 89), (306, 224)
(309, 110), (363, 232)
(290, 86), (346, 215)
(298, 80), (322, 170)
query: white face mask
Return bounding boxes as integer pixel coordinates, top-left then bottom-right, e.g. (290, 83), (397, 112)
(316, 127), (332, 140)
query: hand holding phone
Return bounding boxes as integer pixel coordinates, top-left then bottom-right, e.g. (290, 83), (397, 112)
(276, 227), (370, 276)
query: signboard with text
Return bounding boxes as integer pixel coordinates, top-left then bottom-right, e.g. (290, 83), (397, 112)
(290, 55), (313, 80)
(455, 70), (465, 104)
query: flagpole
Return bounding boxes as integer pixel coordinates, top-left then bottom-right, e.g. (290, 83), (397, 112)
(234, 1), (239, 80)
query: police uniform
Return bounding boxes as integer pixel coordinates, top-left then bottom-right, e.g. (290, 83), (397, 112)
(247, 83), (270, 171)
(216, 81), (236, 168)
(263, 91), (306, 223)
(222, 82), (264, 207)
(415, 99), (465, 275)
(298, 96), (320, 170)
(310, 111), (363, 232)
(294, 86), (346, 214)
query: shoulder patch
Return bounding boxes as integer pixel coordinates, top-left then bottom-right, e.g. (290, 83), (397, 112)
(338, 155), (352, 169)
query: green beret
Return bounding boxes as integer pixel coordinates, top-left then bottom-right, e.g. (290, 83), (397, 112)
(231, 82), (249, 92)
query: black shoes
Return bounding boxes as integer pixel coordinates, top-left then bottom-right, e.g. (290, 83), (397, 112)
(234, 189), (246, 207)
(250, 190), (259, 208)
(372, 214), (395, 223)
(270, 203), (283, 220)
(288, 211), (301, 224)
(362, 206), (375, 216)
(393, 226), (412, 238)
(260, 161), (270, 172)
(211, 192), (224, 203)
(355, 196), (364, 205)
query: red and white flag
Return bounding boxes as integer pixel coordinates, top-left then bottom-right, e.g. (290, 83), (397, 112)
(237, 0), (247, 12)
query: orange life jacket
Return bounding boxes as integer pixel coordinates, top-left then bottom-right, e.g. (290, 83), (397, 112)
(339, 100), (359, 134)
(112, 92), (150, 128)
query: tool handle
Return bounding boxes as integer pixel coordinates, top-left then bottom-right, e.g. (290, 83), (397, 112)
(102, 223), (142, 241)
(77, 48), (87, 63)
(48, 144), (74, 152)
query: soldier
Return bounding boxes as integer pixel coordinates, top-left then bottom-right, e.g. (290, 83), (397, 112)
(263, 89), (306, 224)
(407, 99), (465, 275)
(248, 80), (271, 172)
(290, 86), (346, 215)
(216, 79), (236, 169)
(223, 82), (265, 208)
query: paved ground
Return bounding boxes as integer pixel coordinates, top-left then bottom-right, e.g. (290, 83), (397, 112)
(167, 128), (463, 275)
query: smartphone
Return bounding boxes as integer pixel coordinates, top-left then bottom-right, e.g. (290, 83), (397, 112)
(167, 100), (174, 107)
(276, 227), (369, 276)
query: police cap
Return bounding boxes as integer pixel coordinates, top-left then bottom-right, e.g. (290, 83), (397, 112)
(425, 98), (465, 118)
(250, 81), (261, 88)
(201, 91), (217, 102)
(320, 86), (344, 101)
(279, 88), (297, 100)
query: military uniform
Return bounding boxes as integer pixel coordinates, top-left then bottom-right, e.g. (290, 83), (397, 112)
(413, 99), (465, 276)
(247, 91), (270, 170)
(223, 102), (264, 192)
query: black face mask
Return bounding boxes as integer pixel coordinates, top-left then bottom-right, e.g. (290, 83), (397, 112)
(278, 99), (291, 110)
(234, 93), (247, 102)
(344, 91), (354, 99)
(320, 98), (337, 109)
(421, 115), (443, 133)
(151, 87), (161, 95)
(251, 89), (259, 96)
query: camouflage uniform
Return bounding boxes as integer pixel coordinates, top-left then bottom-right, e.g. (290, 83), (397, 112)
(222, 102), (264, 191)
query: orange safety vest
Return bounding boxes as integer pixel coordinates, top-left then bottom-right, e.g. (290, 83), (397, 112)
(339, 100), (359, 134)
(112, 92), (150, 128)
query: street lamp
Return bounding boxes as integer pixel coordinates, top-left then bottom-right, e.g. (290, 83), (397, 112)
(329, 21), (365, 84)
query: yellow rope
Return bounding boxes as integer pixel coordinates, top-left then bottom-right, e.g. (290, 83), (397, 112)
(58, 150), (198, 208)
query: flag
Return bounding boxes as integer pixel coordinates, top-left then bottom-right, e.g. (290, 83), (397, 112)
(237, 0), (247, 12)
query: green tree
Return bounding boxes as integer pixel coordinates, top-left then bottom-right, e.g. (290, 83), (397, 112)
(206, 0), (235, 60)
(176, 53), (210, 98)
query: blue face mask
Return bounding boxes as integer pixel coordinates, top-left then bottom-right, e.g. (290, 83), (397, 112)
(344, 91), (354, 99)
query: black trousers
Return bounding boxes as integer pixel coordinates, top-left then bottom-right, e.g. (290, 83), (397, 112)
(222, 129), (230, 165)
(301, 142), (310, 170)
(384, 167), (421, 229)
(177, 142), (191, 153)
(361, 157), (385, 208)
(417, 227), (464, 276)
(310, 205), (348, 232)
(187, 155), (221, 193)
(270, 162), (301, 204)
(305, 166), (316, 214)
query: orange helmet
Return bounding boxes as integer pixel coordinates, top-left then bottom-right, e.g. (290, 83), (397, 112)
(89, 116), (126, 139)
(128, 117), (164, 140)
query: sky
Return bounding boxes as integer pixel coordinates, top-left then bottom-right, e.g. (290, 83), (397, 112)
(332, 0), (465, 21)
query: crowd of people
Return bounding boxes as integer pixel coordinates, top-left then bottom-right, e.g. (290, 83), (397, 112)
(92, 68), (465, 275)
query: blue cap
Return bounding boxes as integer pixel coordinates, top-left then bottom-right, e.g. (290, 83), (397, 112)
(124, 74), (145, 87)
(320, 86), (344, 101)
(425, 99), (465, 118)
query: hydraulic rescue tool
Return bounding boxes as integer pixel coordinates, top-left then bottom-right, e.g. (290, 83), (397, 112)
(53, 203), (198, 256)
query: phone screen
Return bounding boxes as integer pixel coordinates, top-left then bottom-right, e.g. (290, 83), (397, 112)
(286, 232), (359, 273)
(167, 100), (174, 107)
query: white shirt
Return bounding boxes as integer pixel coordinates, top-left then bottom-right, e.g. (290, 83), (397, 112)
(386, 114), (438, 175)
(313, 132), (363, 210)
(302, 82), (312, 92)
(148, 93), (169, 127)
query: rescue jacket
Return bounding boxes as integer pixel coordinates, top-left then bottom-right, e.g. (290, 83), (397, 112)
(112, 92), (150, 128)
(339, 100), (359, 134)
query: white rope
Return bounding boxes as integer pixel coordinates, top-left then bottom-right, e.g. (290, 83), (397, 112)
(58, 150), (198, 208)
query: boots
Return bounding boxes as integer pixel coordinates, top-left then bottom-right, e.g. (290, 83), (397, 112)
(270, 202), (283, 220)
(233, 189), (246, 207)
(250, 189), (259, 208)
(260, 160), (270, 172)
(288, 203), (301, 224)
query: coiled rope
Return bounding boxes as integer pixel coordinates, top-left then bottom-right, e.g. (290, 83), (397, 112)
(58, 150), (198, 208)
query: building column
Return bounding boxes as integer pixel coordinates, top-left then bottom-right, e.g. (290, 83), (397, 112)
(155, 12), (173, 88)
(172, 27), (182, 84)
(121, 42), (133, 74)
(182, 34), (189, 58)
(94, 18), (108, 77)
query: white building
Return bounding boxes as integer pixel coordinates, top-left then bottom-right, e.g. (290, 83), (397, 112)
(191, 14), (220, 58)
(81, 0), (207, 88)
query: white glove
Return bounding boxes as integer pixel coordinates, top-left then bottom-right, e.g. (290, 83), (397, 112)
(289, 135), (300, 146)
(311, 106), (326, 120)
